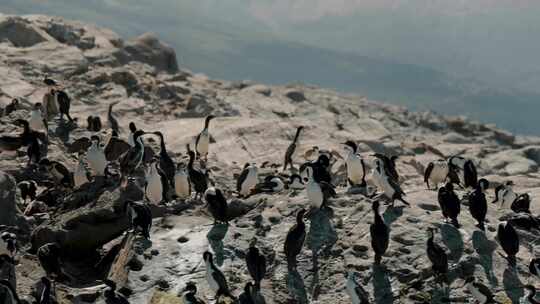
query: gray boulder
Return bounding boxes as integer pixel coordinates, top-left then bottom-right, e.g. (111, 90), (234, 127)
(0, 17), (50, 47)
(122, 33), (178, 73)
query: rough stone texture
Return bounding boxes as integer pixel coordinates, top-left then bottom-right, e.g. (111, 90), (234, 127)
(0, 16), (51, 47)
(122, 33), (178, 73)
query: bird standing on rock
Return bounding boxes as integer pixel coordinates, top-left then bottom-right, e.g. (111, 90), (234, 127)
(437, 182), (461, 228)
(87, 135), (108, 176)
(373, 153), (399, 182)
(468, 178), (489, 231)
(195, 115), (215, 161)
(187, 149), (208, 199)
(237, 163), (258, 197)
(493, 181), (517, 209)
(18, 180), (37, 204)
(37, 243), (66, 282)
(372, 158), (409, 206)
(511, 193), (531, 213)
(305, 166), (335, 209)
(203, 251), (234, 302)
(343, 141), (366, 187)
(174, 163), (191, 199)
(1, 233), (17, 260)
(370, 201), (389, 265)
(204, 187), (228, 224)
(29, 103), (47, 135)
(283, 126), (303, 171)
(448, 156), (478, 189)
(74, 156), (90, 189)
(145, 159), (168, 204)
(424, 159), (449, 190)
(182, 282), (206, 304)
(246, 238), (266, 290)
(284, 209), (306, 270)
(497, 221), (519, 266)
(124, 200), (152, 239)
(153, 131), (175, 187)
(120, 130), (147, 183)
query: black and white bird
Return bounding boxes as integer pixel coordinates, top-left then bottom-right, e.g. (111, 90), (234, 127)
(204, 187), (228, 224)
(497, 221), (520, 266)
(284, 209), (306, 270)
(283, 126), (303, 171)
(521, 285), (540, 304)
(305, 166), (336, 209)
(237, 163), (258, 197)
(203, 251), (234, 301)
(437, 182), (461, 228)
(343, 141), (366, 187)
(103, 279), (129, 304)
(108, 101), (120, 134)
(288, 174), (305, 190)
(373, 153), (399, 182)
(43, 77), (59, 87)
(39, 159), (72, 188)
(468, 178), (489, 231)
(464, 277), (497, 304)
(124, 200), (152, 239)
(1, 232), (17, 260)
(174, 163), (191, 199)
(195, 115), (215, 161)
(39, 277), (53, 304)
(144, 159), (168, 204)
(37, 243), (66, 281)
(127, 122), (138, 147)
(370, 201), (389, 265)
(153, 131), (175, 187)
(492, 181), (517, 209)
(120, 130), (146, 182)
(104, 130), (131, 162)
(26, 134), (41, 166)
(372, 158), (409, 206)
(246, 239), (266, 290)
(300, 154), (332, 184)
(426, 228), (448, 280)
(448, 156), (478, 189)
(87, 136), (108, 176)
(253, 175), (285, 194)
(182, 282), (206, 304)
(511, 193), (531, 214)
(187, 149), (208, 199)
(345, 271), (370, 304)
(0, 279), (20, 304)
(424, 159), (449, 190)
(18, 180), (37, 204)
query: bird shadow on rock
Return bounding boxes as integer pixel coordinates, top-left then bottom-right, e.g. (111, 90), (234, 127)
(54, 119), (77, 144)
(372, 265), (394, 304)
(503, 266), (523, 303)
(440, 224), (464, 263)
(286, 268), (308, 304)
(207, 223), (229, 266)
(382, 206), (404, 226)
(306, 208), (337, 256)
(472, 230), (498, 286)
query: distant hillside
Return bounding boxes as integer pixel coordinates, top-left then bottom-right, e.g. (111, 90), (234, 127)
(2, 1), (540, 134)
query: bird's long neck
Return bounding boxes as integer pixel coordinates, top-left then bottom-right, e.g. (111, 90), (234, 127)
(204, 117), (211, 130)
(293, 128), (302, 143)
(188, 153), (195, 169)
(159, 135), (167, 153)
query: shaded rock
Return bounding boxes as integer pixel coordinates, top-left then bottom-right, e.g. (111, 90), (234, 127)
(179, 94), (214, 118)
(111, 70), (138, 90)
(0, 172), (28, 230)
(285, 90), (306, 102)
(0, 17), (50, 47)
(44, 21), (95, 50)
(122, 33), (178, 73)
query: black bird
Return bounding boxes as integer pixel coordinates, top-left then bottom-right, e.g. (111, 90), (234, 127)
(370, 201), (389, 265)
(373, 153), (399, 182)
(0, 279), (20, 304)
(26, 135), (42, 166)
(104, 131), (130, 162)
(37, 243), (66, 281)
(187, 149), (208, 199)
(522, 285), (540, 304)
(437, 182), (461, 228)
(54, 89), (73, 122)
(511, 193), (531, 214)
(203, 251), (234, 301)
(87, 116), (95, 131)
(103, 279), (129, 304)
(39, 159), (72, 188)
(39, 277), (53, 304)
(18, 180), (37, 204)
(426, 228), (448, 280)
(204, 187), (228, 224)
(128, 122), (137, 146)
(153, 131), (175, 187)
(120, 130), (146, 181)
(468, 178), (489, 231)
(284, 209), (306, 270)
(283, 126), (303, 171)
(448, 156), (478, 188)
(300, 154), (332, 184)
(124, 200), (152, 239)
(108, 102), (120, 134)
(4, 98), (18, 116)
(182, 282), (206, 304)
(1, 232), (17, 260)
(253, 175), (285, 194)
(92, 116), (102, 132)
(238, 282), (256, 304)
(246, 239), (266, 290)
(529, 251), (540, 279)
(497, 221), (520, 266)
(43, 77), (59, 87)
(195, 115), (215, 161)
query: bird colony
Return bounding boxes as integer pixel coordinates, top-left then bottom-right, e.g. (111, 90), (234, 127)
(0, 14), (540, 304)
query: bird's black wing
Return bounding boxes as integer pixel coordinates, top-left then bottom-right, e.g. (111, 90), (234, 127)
(68, 137), (91, 154)
(236, 168), (249, 192)
(105, 138), (131, 161)
(424, 162), (434, 184)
